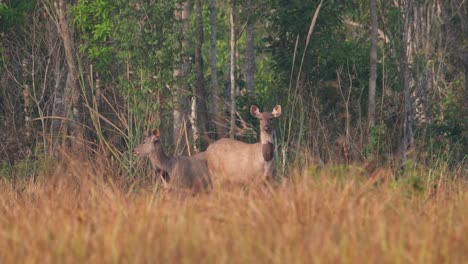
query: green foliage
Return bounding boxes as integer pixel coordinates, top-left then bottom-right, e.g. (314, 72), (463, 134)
(72, 0), (177, 116)
(72, 0), (114, 72)
(111, 0), (176, 114)
(404, 173), (425, 194)
(422, 89), (467, 164)
(365, 124), (388, 159)
(1, 0), (466, 174)
(267, 0), (351, 82)
(0, 0), (35, 32)
(265, 1), (371, 167)
(70, 0), (180, 176)
(0, 155), (56, 179)
(0, 161), (13, 178)
(75, 1), (175, 113)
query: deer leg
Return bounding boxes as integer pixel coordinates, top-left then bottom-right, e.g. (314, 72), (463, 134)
(160, 175), (169, 189)
(264, 161), (275, 182)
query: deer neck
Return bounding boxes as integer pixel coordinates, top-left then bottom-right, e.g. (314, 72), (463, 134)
(260, 130), (274, 162)
(149, 148), (176, 174)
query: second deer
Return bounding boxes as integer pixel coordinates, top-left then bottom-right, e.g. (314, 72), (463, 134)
(134, 129), (212, 193)
(205, 105), (281, 186)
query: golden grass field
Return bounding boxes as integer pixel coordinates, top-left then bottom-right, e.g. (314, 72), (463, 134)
(0, 158), (467, 264)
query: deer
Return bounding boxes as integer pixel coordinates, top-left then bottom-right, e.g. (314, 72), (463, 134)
(134, 129), (212, 193)
(205, 105), (281, 186)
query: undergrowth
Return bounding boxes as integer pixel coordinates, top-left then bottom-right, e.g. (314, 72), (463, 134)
(0, 154), (466, 263)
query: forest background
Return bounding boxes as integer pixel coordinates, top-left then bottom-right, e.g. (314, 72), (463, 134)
(1, 1), (468, 262)
(0, 0), (467, 179)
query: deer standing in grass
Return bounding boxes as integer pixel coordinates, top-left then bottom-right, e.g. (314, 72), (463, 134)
(134, 129), (211, 193)
(205, 105), (281, 186)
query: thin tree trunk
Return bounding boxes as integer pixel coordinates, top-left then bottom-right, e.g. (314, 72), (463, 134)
(367, 0), (378, 130)
(461, 8), (468, 116)
(462, 58), (468, 164)
(400, 0), (415, 167)
(45, 14), (65, 150)
(462, 17), (468, 117)
(194, 0), (209, 150)
(209, 0), (225, 139)
(229, 1), (237, 139)
(55, 0), (83, 153)
(464, 55), (468, 114)
(21, 58), (33, 156)
(189, 97), (199, 152)
(245, 0), (255, 95)
(173, 0), (191, 154)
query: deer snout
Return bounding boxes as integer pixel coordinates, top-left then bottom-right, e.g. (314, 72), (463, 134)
(263, 125), (271, 132)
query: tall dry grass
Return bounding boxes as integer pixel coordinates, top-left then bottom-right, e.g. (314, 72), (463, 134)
(0, 157), (467, 264)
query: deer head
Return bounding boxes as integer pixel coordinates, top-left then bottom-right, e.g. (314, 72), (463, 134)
(250, 105), (282, 134)
(250, 105), (281, 161)
(134, 129), (161, 156)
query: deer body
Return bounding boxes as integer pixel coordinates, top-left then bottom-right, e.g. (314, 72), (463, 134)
(205, 105), (281, 185)
(135, 130), (211, 193)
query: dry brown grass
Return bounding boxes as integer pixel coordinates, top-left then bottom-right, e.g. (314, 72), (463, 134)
(0, 158), (467, 264)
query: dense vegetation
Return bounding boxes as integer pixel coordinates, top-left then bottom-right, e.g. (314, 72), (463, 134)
(0, 0), (467, 262)
(1, 0), (465, 171)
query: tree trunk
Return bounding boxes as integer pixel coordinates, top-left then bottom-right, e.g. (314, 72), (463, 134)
(209, 0), (225, 139)
(194, 0), (209, 150)
(411, 2), (438, 126)
(245, 0), (255, 95)
(173, 0), (192, 154)
(229, 1), (237, 139)
(464, 55), (468, 114)
(189, 97), (199, 153)
(46, 13), (66, 152)
(55, 0), (83, 154)
(400, 0), (415, 167)
(21, 58), (33, 156)
(367, 0), (378, 130)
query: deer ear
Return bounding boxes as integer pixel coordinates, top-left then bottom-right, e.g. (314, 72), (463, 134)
(272, 105), (282, 117)
(152, 129), (161, 139)
(250, 105), (260, 117)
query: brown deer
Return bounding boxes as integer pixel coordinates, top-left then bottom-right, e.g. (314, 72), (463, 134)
(205, 105), (281, 186)
(134, 129), (212, 193)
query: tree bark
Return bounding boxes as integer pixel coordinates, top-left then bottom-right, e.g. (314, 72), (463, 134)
(411, 2), (438, 126)
(194, 0), (209, 150)
(367, 0), (378, 130)
(400, 0), (415, 166)
(173, 0), (192, 154)
(21, 58), (33, 156)
(245, 0), (255, 95)
(55, 0), (83, 153)
(229, 1), (237, 139)
(463, 54), (468, 119)
(46, 12), (66, 151)
(209, 0), (225, 139)
(189, 97), (199, 153)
